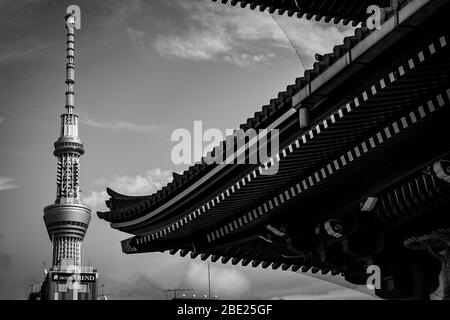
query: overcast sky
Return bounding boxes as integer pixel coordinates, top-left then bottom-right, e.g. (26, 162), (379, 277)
(0, 0), (376, 299)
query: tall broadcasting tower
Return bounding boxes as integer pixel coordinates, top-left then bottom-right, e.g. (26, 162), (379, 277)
(43, 13), (91, 268)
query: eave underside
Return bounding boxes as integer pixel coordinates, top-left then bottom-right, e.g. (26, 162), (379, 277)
(212, 0), (403, 26)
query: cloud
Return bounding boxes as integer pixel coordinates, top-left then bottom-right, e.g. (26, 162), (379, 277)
(81, 115), (164, 134)
(155, 30), (231, 62)
(0, 42), (53, 66)
(83, 168), (173, 209)
(126, 27), (151, 61)
(0, 116), (4, 124)
(83, 190), (109, 210)
(0, 0), (56, 67)
(75, 0), (352, 68)
(0, 0), (51, 32)
(183, 262), (251, 299)
(0, 177), (18, 191)
(153, 0), (280, 66)
(153, 0), (354, 68)
(104, 273), (164, 300)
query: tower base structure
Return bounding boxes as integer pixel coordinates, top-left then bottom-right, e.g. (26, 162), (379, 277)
(40, 260), (98, 300)
(29, 260), (99, 300)
(30, 204), (99, 300)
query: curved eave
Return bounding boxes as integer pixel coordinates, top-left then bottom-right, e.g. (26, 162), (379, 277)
(211, 0), (393, 26)
(124, 84), (450, 248)
(98, 188), (156, 222)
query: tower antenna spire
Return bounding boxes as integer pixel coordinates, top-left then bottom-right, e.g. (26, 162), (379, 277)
(64, 13), (76, 114)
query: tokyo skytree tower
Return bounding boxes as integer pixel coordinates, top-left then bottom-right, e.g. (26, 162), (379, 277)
(43, 12), (91, 267)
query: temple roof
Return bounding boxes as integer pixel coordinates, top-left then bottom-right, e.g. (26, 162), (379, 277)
(211, 0), (398, 26)
(97, 0), (433, 227)
(96, 0), (450, 299)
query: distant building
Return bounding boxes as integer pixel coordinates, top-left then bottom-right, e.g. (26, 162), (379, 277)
(29, 10), (98, 300)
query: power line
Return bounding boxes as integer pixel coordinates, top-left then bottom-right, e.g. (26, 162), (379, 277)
(271, 14), (306, 72)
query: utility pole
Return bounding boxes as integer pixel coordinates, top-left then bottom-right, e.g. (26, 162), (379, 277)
(208, 263), (211, 299)
(98, 284), (115, 300)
